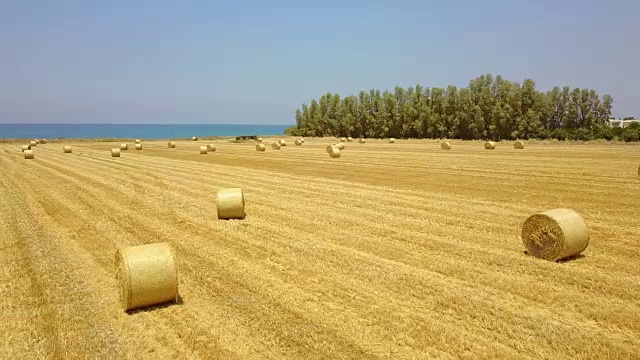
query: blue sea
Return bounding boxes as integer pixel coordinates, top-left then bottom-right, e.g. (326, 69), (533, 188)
(0, 123), (291, 140)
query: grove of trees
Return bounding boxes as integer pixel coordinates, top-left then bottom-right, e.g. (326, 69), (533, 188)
(286, 74), (639, 142)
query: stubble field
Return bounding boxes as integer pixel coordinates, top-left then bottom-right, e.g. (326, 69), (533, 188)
(1, 137), (639, 359)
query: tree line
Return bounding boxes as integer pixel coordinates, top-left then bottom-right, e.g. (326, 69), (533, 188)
(286, 74), (639, 142)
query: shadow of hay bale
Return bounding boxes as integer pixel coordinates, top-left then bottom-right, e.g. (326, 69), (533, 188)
(126, 294), (183, 315)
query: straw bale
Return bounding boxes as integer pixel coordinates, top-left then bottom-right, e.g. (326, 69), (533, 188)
(21, 145), (30, 152)
(192, 136), (198, 141)
(271, 142), (281, 150)
(514, 141), (524, 149)
(256, 143), (266, 151)
(279, 139), (287, 146)
(340, 137), (347, 142)
(168, 142), (176, 148)
(40, 139), (47, 144)
(111, 148), (121, 157)
(389, 138), (395, 143)
(359, 138), (365, 144)
(300, 138), (305, 143)
(115, 242), (178, 311)
(216, 188), (246, 220)
(207, 144), (216, 152)
(24, 150), (34, 159)
(120, 143), (128, 150)
(257, 137), (263, 143)
(521, 208), (589, 261)
(440, 141), (451, 150)
(335, 143), (345, 150)
(30, 140), (37, 146)
(199, 145), (208, 154)
(347, 136), (353, 142)
(295, 139), (302, 146)
(329, 146), (341, 158)
(63, 146), (72, 153)
(484, 141), (496, 150)
(34, 139), (40, 144)
(135, 139), (141, 144)
(135, 143), (142, 150)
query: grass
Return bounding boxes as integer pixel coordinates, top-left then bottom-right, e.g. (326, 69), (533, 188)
(0, 137), (639, 359)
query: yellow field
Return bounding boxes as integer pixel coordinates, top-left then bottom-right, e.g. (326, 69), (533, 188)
(1, 138), (639, 359)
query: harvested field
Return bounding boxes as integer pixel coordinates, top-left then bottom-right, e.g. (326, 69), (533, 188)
(0, 137), (639, 359)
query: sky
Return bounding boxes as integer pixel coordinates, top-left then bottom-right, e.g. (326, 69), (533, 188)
(0, 0), (637, 124)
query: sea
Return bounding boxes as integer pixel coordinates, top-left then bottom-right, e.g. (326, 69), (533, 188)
(0, 123), (291, 140)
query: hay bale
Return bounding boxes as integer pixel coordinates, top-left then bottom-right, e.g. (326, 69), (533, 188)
(300, 138), (305, 144)
(120, 143), (128, 150)
(329, 146), (341, 158)
(440, 141), (451, 150)
(199, 145), (208, 154)
(40, 139), (47, 144)
(335, 142), (345, 150)
(347, 136), (353, 142)
(326, 145), (333, 153)
(514, 141), (525, 149)
(359, 138), (365, 144)
(168, 142), (176, 148)
(115, 242), (178, 311)
(389, 138), (395, 143)
(207, 144), (216, 152)
(521, 208), (589, 262)
(34, 139), (40, 144)
(21, 145), (30, 152)
(295, 139), (302, 146)
(257, 137), (263, 143)
(111, 148), (121, 157)
(24, 150), (34, 159)
(484, 141), (496, 150)
(340, 137), (347, 142)
(30, 140), (37, 146)
(192, 136), (198, 141)
(271, 142), (281, 150)
(256, 143), (266, 151)
(135, 139), (141, 144)
(63, 146), (72, 153)
(217, 188), (245, 220)
(279, 139), (287, 147)
(135, 143), (142, 150)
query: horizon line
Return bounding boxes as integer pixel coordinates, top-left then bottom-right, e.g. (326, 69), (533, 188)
(0, 123), (294, 126)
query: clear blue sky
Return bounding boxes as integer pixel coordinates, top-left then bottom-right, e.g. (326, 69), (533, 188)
(1, 0), (637, 124)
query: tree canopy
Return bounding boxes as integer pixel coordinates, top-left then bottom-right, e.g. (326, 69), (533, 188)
(286, 74), (636, 141)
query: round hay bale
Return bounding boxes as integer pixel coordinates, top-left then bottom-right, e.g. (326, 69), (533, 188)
(440, 141), (451, 150)
(207, 144), (216, 152)
(135, 139), (141, 144)
(257, 137), (263, 143)
(340, 137), (347, 142)
(484, 141), (496, 150)
(168, 142), (176, 148)
(256, 143), (266, 151)
(279, 139), (287, 147)
(217, 188), (245, 220)
(40, 139), (47, 144)
(120, 143), (128, 150)
(30, 140), (37, 147)
(115, 242), (178, 311)
(335, 142), (345, 150)
(300, 138), (305, 144)
(347, 136), (353, 142)
(359, 138), (365, 144)
(199, 145), (208, 154)
(111, 148), (121, 157)
(329, 146), (341, 158)
(295, 139), (302, 146)
(24, 150), (34, 159)
(192, 136), (198, 141)
(521, 208), (589, 262)
(63, 146), (72, 153)
(389, 138), (395, 143)
(34, 139), (40, 144)
(135, 143), (142, 150)
(21, 145), (30, 152)
(326, 145), (333, 153)
(514, 141), (525, 149)
(271, 142), (281, 150)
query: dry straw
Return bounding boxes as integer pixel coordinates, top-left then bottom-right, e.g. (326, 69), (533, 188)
(521, 208), (589, 261)
(389, 138), (395, 143)
(111, 148), (121, 157)
(30, 140), (37, 146)
(120, 143), (128, 150)
(21, 145), (30, 152)
(34, 139), (40, 144)
(168, 142), (176, 148)
(329, 146), (341, 158)
(135, 139), (141, 144)
(40, 139), (47, 144)
(207, 144), (216, 152)
(295, 139), (302, 146)
(24, 150), (34, 159)
(135, 143), (142, 150)
(484, 141), (496, 150)
(441, 141), (451, 150)
(257, 137), (263, 143)
(335, 142), (345, 150)
(514, 141), (524, 149)
(199, 145), (208, 154)
(115, 242), (178, 311)
(359, 138), (366, 144)
(279, 139), (287, 146)
(271, 142), (281, 150)
(192, 136), (198, 141)
(63, 146), (72, 153)
(256, 143), (266, 151)
(217, 188), (246, 220)
(340, 137), (347, 142)
(347, 136), (353, 142)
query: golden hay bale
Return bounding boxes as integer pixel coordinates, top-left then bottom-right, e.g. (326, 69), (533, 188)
(40, 139), (47, 144)
(347, 136), (353, 142)
(24, 150), (34, 159)
(340, 137), (347, 142)
(389, 138), (395, 143)
(207, 144), (216, 152)
(34, 139), (40, 144)
(115, 242), (178, 311)
(514, 141), (525, 149)
(135, 139), (141, 144)
(359, 138), (365, 144)
(217, 188), (245, 220)
(300, 138), (305, 143)
(271, 142), (281, 150)
(21, 145), (30, 152)
(326, 145), (333, 153)
(199, 145), (208, 154)
(295, 139), (302, 146)
(135, 143), (142, 150)
(279, 139), (287, 146)
(63, 146), (72, 153)
(111, 148), (121, 157)
(521, 208), (589, 262)
(256, 143), (266, 151)
(335, 142), (345, 150)
(30, 140), (37, 146)
(440, 141), (451, 150)
(120, 143), (128, 150)
(192, 136), (198, 141)
(484, 141), (496, 150)
(168, 141), (176, 148)
(329, 146), (341, 158)
(257, 137), (263, 143)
